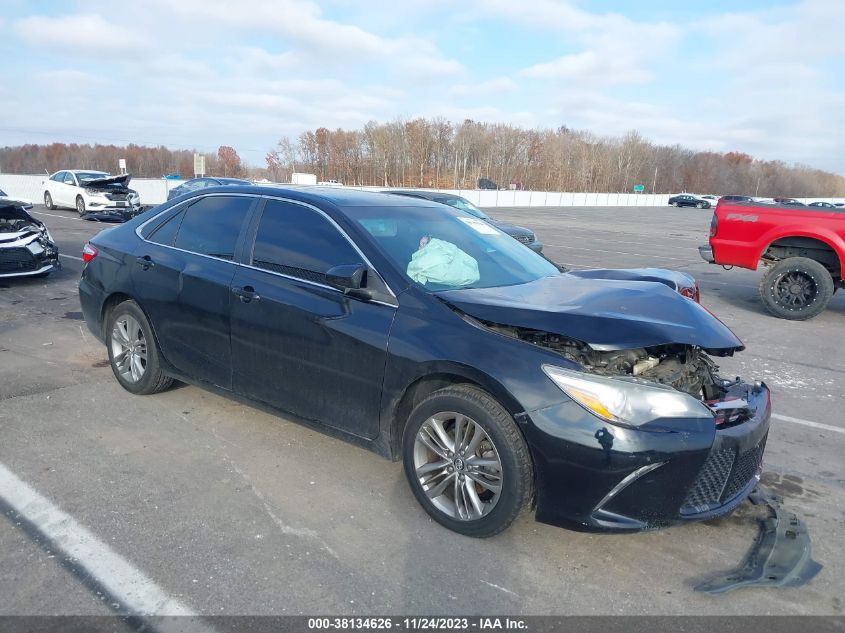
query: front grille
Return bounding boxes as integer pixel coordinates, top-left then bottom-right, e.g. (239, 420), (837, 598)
(723, 434), (767, 500)
(106, 192), (129, 201)
(680, 432), (767, 515)
(515, 234), (534, 244)
(0, 247), (37, 273)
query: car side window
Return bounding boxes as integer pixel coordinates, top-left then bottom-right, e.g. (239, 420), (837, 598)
(63, 173), (77, 185)
(146, 209), (186, 245)
(51, 172), (65, 182)
(251, 199), (362, 284)
(172, 195), (253, 260)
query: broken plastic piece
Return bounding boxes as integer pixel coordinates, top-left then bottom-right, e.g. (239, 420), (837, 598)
(695, 486), (822, 594)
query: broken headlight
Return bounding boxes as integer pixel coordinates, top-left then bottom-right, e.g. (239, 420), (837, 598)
(542, 364), (714, 427)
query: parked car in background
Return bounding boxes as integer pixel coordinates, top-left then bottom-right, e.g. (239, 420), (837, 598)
(383, 190), (543, 252)
(808, 202), (836, 208)
(42, 170), (141, 219)
(0, 189), (33, 210)
(166, 177), (252, 200)
(0, 200), (60, 278)
(720, 195), (754, 203)
(699, 195), (720, 207)
(773, 197), (805, 206)
(79, 185), (770, 537)
(668, 194), (710, 209)
(477, 178), (498, 190)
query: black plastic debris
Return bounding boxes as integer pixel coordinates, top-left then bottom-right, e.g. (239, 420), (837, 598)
(696, 486), (822, 594)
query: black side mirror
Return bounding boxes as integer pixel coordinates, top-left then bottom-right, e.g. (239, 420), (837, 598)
(326, 264), (367, 290)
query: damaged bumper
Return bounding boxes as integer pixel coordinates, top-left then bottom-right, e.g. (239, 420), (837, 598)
(519, 380), (771, 532)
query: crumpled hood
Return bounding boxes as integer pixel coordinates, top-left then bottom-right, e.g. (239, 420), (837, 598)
(82, 174), (132, 188)
(436, 274), (744, 353)
(568, 267), (695, 291)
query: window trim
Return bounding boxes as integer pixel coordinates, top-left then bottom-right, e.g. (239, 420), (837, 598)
(135, 192), (398, 305)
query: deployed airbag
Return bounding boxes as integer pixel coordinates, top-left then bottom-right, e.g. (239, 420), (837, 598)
(407, 238), (480, 287)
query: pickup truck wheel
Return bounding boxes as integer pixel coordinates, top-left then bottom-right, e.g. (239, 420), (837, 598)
(759, 257), (834, 320)
(402, 385), (533, 538)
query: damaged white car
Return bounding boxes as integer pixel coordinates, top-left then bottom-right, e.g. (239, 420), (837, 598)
(42, 170), (141, 220)
(0, 200), (60, 278)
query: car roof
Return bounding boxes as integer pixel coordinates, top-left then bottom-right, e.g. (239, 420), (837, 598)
(196, 185), (445, 209)
(66, 169), (109, 174)
(383, 190), (461, 202)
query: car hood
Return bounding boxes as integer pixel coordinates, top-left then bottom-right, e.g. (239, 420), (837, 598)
(490, 219), (533, 236)
(568, 267), (694, 291)
(81, 174), (132, 188)
(436, 274), (744, 353)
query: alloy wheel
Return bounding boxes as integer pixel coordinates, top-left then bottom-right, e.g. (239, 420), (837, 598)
(773, 271), (818, 309)
(110, 315), (147, 383)
(413, 412), (503, 521)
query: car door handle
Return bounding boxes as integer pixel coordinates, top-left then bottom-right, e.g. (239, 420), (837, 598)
(135, 255), (155, 270)
(232, 286), (261, 303)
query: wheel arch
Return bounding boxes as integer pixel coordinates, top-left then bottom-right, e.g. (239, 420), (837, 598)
(100, 293), (170, 366)
(759, 233), (844, 279)
(385, 364), (526, 461)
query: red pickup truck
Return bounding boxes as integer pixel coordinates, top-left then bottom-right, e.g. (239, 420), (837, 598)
(700, 201), (845, 319)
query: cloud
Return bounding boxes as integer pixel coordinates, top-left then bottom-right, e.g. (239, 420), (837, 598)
(14, 13), (150, 56)
(451, 77), (519, 96)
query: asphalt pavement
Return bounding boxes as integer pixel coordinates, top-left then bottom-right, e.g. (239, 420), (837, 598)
(1, 204), (843, 617)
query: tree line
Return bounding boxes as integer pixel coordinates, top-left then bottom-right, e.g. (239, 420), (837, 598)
(0, 143), (243, 179)
(266, 119), (845, 197)
(2, 120), (843, 197)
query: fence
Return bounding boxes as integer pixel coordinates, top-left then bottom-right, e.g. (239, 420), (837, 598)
(2, 174), (843, 208)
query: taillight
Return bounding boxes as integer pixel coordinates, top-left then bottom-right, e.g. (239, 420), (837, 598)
(82, 243), (99, 263)
(680, 282), (700, 303)
(709, 213), (718, 237)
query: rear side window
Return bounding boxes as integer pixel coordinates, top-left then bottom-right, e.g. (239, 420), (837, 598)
(145, 209), (185, 245)
(171, 195), (253, 260)
(51, 172), (65, 182)
(251, 200), (361, 282)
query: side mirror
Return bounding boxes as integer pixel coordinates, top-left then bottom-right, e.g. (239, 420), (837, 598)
(326, 264), (366, 291)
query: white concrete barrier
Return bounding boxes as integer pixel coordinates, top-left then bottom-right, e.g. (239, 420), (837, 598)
(2, 174), (843, 208)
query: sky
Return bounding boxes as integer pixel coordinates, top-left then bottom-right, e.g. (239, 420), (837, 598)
(1, 0), (844, 173)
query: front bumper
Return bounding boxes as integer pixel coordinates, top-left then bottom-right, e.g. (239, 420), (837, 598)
(699, 244), (715, 263)
(0, 241), (60, 278)
(518, 381), (771, 532)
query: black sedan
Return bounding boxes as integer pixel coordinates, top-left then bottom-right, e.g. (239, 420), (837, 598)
(79, 186), (770, 537)
(166, 176), (252, 200)
(668, 194), (710, 209)
(383, 190), (543, 252)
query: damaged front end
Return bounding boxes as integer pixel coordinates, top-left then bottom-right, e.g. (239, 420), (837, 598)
(439, 275), (771, 532)
(0, 202), (60, 278)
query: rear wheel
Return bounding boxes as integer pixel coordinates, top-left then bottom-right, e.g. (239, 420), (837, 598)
(759, 257), (834, 320)
(107, 300), (173, 394)
(402, 384), (533, 537)
(670, 201), (678, 206)
(76, 195), (86, 215)
(44, 192), (56, 210)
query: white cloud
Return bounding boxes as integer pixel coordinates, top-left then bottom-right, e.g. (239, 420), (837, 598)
(14, 13), (150, 56)
(451, 77), (519, 96)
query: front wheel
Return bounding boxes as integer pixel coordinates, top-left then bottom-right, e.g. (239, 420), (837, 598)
(696, 202), (704, 209)
(759, 257), (834, 320)
(402, 384), (533, 537)
(76, 196), (86, 215)
(107, 300), (173, 394)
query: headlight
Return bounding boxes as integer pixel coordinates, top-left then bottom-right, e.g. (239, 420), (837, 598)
(542, 364), (714, 427)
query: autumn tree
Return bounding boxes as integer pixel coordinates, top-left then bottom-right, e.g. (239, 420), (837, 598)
(217, 145), (242, 177)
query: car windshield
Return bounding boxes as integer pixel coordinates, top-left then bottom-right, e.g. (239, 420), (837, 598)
(218, 179), (251, 185)
(440, 197), (490, 220)
(76, 172), (110, 183)
(346, 205), (558, 290)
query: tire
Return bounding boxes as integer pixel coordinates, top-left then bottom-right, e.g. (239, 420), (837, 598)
(76, 195), (86, 215)
(402, 384), (533, 537)
(106, 300), (173, 395)
(758, 257), (834, 320)
(44, 191), (56, 210)
(670, 202), (678, 207)
(696, 202), (704, 209)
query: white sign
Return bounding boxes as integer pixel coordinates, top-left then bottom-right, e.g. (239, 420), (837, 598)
(193, 154), (206, 177)
(457, 216), (499, 235)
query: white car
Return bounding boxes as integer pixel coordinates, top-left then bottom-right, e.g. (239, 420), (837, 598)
(698, 195), (720, 207)
(42, 170), (141, 218)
